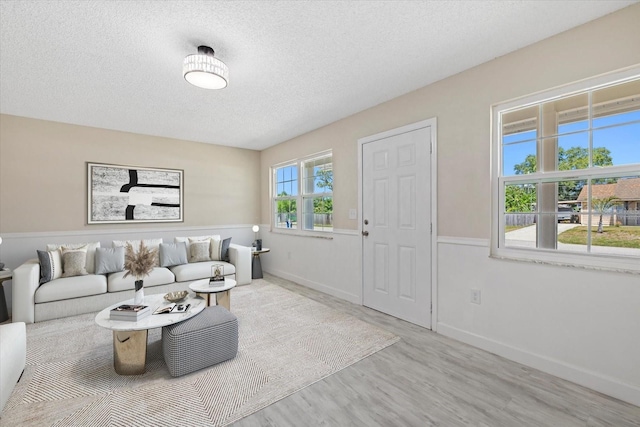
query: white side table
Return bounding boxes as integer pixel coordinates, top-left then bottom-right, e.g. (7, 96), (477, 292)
(251, 248), (270, 279)
(189, 278), (236, 310)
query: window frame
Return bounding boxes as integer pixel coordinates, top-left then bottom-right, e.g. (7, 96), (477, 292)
(271, 150), (333, 236)
(491, 66), (640, 273)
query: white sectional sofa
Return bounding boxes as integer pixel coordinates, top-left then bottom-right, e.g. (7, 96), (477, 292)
(12, 236), (252, 323)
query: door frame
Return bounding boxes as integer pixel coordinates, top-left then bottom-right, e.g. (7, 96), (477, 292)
(357, 118), (438, 331)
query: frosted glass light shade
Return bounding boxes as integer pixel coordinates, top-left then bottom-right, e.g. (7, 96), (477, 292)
(183, 46), (229, 90)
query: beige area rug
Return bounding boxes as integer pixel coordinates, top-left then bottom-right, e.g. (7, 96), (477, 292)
(2, 279), (399, 426)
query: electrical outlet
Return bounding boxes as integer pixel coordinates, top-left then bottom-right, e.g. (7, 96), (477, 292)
(349, 208), (357, 220)
(470, 289), (481, 304)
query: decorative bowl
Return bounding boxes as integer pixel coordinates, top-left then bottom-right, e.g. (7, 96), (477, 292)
(164, 291), (188, 303)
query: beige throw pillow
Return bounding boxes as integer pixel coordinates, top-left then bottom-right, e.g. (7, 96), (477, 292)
(60, 245), (89, 278)
(188, 240), (211, 263)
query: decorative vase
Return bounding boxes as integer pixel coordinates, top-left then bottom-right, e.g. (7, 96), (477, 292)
(134, 279), (144, 304)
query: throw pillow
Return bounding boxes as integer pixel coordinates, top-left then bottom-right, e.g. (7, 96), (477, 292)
(46, 242), (100, 274)
(210, 237), (223, 261)
(37, 249), (62, 284)
(189, 240), (211, 263)
(60, 245), (89, 278)
(95, 247), (125, 275)
(221, 237), (232, 262)
(159, 242), (188, 267)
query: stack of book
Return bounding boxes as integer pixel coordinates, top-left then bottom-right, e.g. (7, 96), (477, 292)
(110, 304), (150, 321)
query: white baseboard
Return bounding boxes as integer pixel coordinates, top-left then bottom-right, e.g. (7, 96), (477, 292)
(265, 268), (360, 305)
(437, 322), (640, 407)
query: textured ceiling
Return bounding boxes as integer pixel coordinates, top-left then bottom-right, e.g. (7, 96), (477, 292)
(0, 1), (635, 150)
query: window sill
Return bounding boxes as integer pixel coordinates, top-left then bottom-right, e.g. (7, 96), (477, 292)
(269, 228), (334, 240)
(490, 246), (640, 275)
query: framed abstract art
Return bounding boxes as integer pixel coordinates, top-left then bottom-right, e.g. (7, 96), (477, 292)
(87, 163), (183, 224)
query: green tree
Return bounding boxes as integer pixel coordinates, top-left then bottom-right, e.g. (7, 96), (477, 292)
(313, 167), (333, 215)
(513, 146), (614, 202)
(316, 168), (333, 192)
(505, 185), (536, 212)
(592, 196), (621, 233)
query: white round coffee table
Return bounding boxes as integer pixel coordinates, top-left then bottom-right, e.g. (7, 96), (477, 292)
(189, 278), (236, 310)
(95, 292), (205, 375)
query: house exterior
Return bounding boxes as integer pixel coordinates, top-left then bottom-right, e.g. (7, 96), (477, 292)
(577, 177), (640, 226)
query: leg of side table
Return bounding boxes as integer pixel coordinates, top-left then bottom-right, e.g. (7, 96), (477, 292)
(252, 254), (263, 279)
(216, 290), (230, 310)
(113, 330), (148, 375)
(196, 292), (212, 306)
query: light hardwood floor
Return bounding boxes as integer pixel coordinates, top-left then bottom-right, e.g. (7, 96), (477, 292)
(233, 274), (640, 427)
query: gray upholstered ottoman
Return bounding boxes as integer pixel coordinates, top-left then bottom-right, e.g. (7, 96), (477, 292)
(162, 305), (238, 377)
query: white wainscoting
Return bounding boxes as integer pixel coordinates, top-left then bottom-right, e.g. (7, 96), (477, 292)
(0, 224), (256, 315)
(436, 236), (640, 407)
(260, 228), (361, 304)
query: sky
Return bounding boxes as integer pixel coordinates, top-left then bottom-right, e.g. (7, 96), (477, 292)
(503, 110), (640, 175)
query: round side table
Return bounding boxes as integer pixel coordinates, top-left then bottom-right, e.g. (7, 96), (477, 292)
(251, 248), (270, 279)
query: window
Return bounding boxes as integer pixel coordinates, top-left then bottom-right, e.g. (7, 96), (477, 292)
(492, 68), (640, 272)
(272, 151), (333, 233)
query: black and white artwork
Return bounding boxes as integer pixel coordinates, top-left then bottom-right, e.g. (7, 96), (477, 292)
(88, 163), (183, 224)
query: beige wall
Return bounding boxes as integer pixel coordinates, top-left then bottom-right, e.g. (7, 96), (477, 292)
(0, 115), (261, 233)
(260, 4), (640, 237)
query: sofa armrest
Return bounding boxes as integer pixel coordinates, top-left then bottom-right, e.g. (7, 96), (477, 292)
(0, 322), (26, 413)
(228, 244), (251, 285)
(12, 259), (40, 324)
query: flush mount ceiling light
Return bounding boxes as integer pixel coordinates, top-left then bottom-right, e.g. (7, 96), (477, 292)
(183, 45), (229, 90)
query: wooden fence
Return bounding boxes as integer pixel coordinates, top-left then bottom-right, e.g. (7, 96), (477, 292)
(505, 213), (535, 226)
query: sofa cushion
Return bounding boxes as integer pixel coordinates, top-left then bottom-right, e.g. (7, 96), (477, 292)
(159, 242), (188, 267)
(46, 242), (100, 274)
(35, 274), (107, 303)
(107, 267), (175, 293)
(95, 247), (125, 275)
(37, 249), (62, 284)
(113, 239), (162, 266)
(170, 261), (235, 283)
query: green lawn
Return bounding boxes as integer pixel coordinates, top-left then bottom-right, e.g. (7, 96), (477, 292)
(558, 226), (640, 249)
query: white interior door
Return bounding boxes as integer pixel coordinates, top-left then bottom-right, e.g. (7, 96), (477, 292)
(362, 125), (432, 328)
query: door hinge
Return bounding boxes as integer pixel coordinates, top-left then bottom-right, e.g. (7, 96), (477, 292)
(430, 223), (432, 234)
(430, 302), (433, 314)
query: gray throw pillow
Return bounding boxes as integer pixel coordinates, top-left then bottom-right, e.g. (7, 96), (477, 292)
(95, 247), (125, 275)
(37, 249), (62, 284)
(61, 251), (89, 278)
(221, 237), (231, 262)
(159, 242), (188, 267)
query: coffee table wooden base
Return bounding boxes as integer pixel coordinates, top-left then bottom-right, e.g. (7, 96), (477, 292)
(113, 329), (148, 375)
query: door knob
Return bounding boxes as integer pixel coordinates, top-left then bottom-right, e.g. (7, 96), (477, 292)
(362, 230), (369, 236)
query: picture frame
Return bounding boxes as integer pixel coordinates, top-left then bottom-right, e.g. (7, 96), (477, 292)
(211, 264), (225, 282)
(87, 162), (183, 224)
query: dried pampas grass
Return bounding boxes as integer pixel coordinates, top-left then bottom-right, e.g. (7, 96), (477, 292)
(123, 242), (158, 280)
